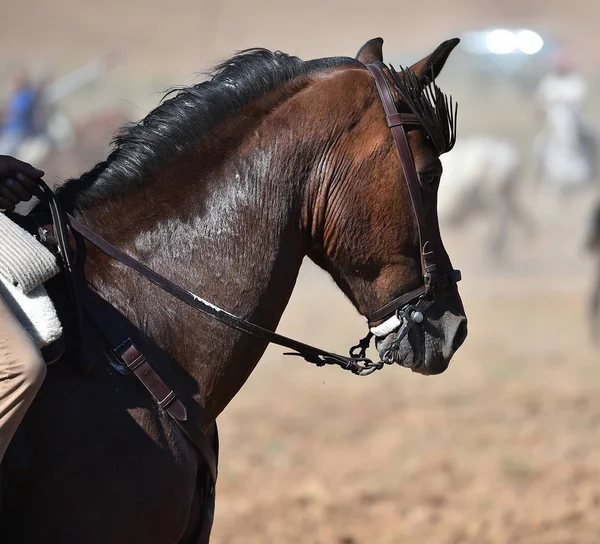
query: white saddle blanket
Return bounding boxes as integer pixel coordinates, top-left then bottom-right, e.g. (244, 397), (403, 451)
(0, 278), (63, 347)
(0, 213), (63, 347)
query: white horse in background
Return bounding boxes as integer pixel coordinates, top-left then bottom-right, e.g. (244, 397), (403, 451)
(533, 102), (597, 194)
(439, 136), (533, 261)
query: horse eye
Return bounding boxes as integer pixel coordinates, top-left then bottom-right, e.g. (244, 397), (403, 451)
(419, 172), (441, 188)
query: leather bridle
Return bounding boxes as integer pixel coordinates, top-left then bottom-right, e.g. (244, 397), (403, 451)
(364, 63), (461, 356)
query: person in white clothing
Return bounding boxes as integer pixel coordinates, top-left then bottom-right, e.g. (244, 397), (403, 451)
(534, 50), (597, 186)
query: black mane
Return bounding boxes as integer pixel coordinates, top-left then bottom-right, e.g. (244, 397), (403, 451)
(58, 49), (360, 211)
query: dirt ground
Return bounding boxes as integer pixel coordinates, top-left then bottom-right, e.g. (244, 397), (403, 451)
(211, 189), (600, 544)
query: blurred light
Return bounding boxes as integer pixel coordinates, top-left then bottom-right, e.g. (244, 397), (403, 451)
(516, 29), (544, 55)
(462, 32), (488, 54)
(485, 29), (518, 55)
(461, 28), (546, 57)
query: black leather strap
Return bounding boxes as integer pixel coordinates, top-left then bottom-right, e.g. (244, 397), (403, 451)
(36, 180), (88, 370)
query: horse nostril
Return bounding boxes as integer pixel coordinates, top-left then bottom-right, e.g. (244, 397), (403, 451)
(452, 320), (468, 352)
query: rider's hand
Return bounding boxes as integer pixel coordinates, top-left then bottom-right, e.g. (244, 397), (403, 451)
(0, 155), (44, 212)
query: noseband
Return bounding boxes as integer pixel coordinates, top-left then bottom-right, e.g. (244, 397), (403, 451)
(363, 64), (461, 356)
(37, 62), (460, 378)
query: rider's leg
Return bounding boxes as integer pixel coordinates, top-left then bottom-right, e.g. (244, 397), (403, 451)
(0, 295), (46, 463)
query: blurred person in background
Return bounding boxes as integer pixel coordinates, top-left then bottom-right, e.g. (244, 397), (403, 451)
(534, 49), (598, 191)
(0, 54), (120, 165)
(0, 70), (38, 157)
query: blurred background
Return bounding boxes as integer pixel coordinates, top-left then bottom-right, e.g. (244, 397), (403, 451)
(4, 1), (600, 542)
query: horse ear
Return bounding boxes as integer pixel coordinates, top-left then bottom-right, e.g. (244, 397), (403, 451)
(408, 38), (460, 84)
(356, 38), (384, 64)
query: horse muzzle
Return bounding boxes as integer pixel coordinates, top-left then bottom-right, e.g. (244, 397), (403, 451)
(373, 301), (467, 375)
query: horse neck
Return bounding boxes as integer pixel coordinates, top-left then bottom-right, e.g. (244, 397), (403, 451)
(79, 79), (352, 421)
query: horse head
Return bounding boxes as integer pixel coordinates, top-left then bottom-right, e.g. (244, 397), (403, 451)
(306, 38), (467, 375)
(59, 38), (469, 400)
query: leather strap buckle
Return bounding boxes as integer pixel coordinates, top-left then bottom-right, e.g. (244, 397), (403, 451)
(158, 390), (177, 410)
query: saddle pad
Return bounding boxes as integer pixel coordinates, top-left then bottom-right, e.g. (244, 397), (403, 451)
(0, 275), (63, 348)
(0, 212), (60, 294)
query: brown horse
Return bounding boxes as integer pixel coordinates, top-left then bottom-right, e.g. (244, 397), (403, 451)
(3, 37), (467, 543)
